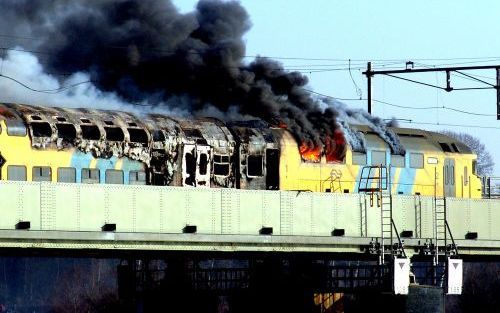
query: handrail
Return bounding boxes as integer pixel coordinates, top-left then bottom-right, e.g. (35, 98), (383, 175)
(391, 219), (407, 258)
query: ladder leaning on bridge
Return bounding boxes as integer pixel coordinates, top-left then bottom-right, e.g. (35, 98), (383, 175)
(358, 165), (407, 265)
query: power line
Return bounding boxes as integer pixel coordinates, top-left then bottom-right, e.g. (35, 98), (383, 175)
(400, 120), (500, 130)
(0, 73), (92, 93)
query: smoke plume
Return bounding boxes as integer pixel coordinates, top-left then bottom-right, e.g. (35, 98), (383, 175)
(0, 0), (404, 154)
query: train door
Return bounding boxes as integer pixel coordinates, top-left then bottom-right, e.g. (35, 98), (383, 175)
(266, 149), (279, 190)
(444, 158), (456, 197)
(182, 144), (211, 187)
(195, 145), (211, 187)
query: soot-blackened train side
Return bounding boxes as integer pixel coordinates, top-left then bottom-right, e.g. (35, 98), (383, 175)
(0, 103), (482, 198)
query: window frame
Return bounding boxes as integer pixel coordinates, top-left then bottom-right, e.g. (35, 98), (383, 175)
(213, 154), (230, 177)
(81, 168), (100, 184)
(105, 169), (124, 185)
(246, 154), (264, 177)
(57, 167), (76, 183)
(32, 166), (52, 182)
(409, 153), (424, 169)
(129, 170), (147, 185)
(351, 152), (367, 166)
(7, 165), (27, 181)
(371, 150), (387, 166)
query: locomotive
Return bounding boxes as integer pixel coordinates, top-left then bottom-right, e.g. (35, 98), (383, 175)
(0, 103), (482, 198)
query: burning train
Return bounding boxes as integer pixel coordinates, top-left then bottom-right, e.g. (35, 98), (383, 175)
(0, 103), (482, 198)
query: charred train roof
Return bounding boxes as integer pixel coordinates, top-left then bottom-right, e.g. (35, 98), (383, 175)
(0, 103), (473, 158)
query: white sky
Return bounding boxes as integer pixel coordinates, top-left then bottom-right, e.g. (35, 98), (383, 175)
(174, 0), (500, 175)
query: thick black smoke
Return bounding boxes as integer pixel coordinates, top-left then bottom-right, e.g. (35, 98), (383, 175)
(1, 0), (341, 150)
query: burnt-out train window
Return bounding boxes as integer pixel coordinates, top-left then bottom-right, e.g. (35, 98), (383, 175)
(247, 155), (263, 177)
(199, 153), (208, 175)
(128, 128), (149, 144)
(105, 169), (124, 184)
(32, 166), (51, 182)
(152, 130), (165, 142)
(81, 125), (101, 140)
(31, 115), (42, 121)
(82, 168), (100, 184)
(56, 123), (77, 141)
(451, 143), (460, 153)
(104, 127), (124, 141)
(213, 154), (230, 176)
(31, 122), (52, 137)
(80, 118), (91, 124)
(7, 165), (26, 181)
(57, 167), (76, 183)
(129, 171), (146, 185)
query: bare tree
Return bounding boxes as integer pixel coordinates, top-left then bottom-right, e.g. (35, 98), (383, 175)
(441, 131), (494, 176)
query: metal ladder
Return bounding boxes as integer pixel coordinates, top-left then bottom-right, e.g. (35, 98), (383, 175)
(433, 168), (458, 267)
(358, 165), (406, 265)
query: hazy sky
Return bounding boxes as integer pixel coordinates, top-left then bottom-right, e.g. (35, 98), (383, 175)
(174, 0), (500, 174)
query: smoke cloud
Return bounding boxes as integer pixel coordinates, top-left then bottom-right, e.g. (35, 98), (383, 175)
(0, 0), (404, 154)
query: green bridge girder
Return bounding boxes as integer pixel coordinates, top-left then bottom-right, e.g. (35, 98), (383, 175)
(0, 181), (498, 255)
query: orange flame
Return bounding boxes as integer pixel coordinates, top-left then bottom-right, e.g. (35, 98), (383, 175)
(299, 129), (347, 163)
(299, 142), (321, 162)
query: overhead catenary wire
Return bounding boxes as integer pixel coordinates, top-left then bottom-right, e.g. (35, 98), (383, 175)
(0, 73), (92, 94)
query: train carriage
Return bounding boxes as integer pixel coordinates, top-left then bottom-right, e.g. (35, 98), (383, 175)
(0, 103), (483, 199)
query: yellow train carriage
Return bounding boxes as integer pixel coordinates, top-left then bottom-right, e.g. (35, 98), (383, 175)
(276, 126), (482, 198)
(0, 118), (146, 185)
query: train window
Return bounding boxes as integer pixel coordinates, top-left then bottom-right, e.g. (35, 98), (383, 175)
(410, 153), (424, 169)
(352, 152), (367, 165)
(31, 115), (42, 121)
(464, 166), (468, 186)
(439, 143), (452, 153)
(81, 168), (100, 184)
(105, 169), (124, 184)
(391, 155), (405, 168)
(371, 151), (386, 166)
(80, 118), (91, 124)
(32, 166), (51, 182)
(56, 117), (66, 122)
(472, 160), (477, 175)
(81, 125), (101, 140)
(451, 166), (455, 185)
(104, 120), (114, 126)
(129, 171), (147, 185)
(213, 154), (230, 176)
(152, 130), (165, 142)
(31, 122), (52, 137)
(57, 167), (76, 183)
(128, 122), (138, 127)
(128, 128), (149, 144)
(7, 165), (26, 181)
(247, 155), (263, 177)
(199, 153), (208, 175)
(56, 123), (77, 141)
(451, 143), (460, 153)
(104, 127), (124, 141)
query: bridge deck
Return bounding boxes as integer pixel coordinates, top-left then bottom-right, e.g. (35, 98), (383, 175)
(0, 181), (498, 255)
